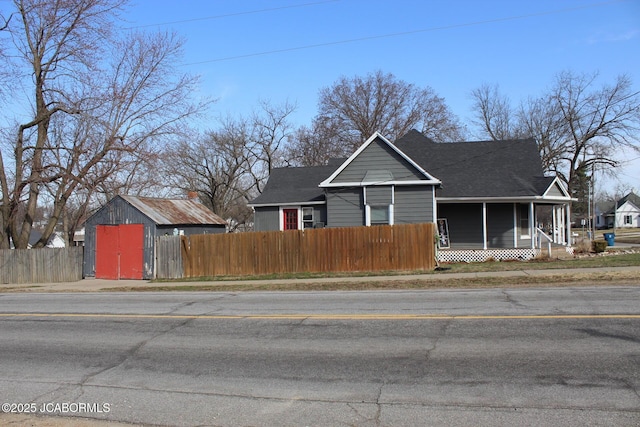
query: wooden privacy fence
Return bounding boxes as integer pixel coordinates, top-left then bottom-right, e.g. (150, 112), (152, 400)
(178, 223), (436, 278)
(155, 235), (184, 279)
(0, 247), (84, 284)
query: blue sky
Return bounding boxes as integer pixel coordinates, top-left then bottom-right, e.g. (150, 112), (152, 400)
(127, 0), (639, 192)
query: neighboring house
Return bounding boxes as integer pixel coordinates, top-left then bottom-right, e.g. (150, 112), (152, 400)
(596, 192), (640, 229)
(29, 230), (66, 248)
(249, 130), (574, 262)
(8, 230), (67, 249)
(84, 195), (227, 280)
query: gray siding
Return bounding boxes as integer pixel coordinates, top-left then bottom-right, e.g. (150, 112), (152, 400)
(546, 183), (564, 197)
(253, 206), (280, 231)
(327, 188), (364, 227)
(487, 203), (513, 248)
(366, 186), (392, 205)
(311, 205), (328, 228)
(332, 138), (426, 183)
(437, 203), (484, 249)
(253, 205), (327, 231)
(156, 225), (225, 236)
(394, 186), (434, 224)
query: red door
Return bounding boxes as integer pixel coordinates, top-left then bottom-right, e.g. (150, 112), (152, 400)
(96, 224), (144, 279)
(283, 209), (298, 230)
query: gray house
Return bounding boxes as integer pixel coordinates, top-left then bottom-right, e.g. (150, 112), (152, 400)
(84, 195), (227, 279)
(249, 131), (573, 262)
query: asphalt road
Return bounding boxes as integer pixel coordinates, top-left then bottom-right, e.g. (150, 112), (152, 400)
(0, 287), (639, 426)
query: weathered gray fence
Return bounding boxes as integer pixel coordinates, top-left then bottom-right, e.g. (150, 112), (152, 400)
(155, 235), (183, 279)
(0, 247), (84, 284)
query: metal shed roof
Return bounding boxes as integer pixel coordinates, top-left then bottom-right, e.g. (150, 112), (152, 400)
(120, 195), (227, 226)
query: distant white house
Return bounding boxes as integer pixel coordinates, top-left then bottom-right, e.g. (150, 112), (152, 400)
(596, 192), (640, 229)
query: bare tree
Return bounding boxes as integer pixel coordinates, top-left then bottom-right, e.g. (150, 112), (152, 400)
(547, 71), (640, 190)
(313, 70), (465, 155)
(470, 83), (527, 140)
(0, 0), (207, 248)
(245, 100), (297, 193)
(286, 120), (349, 167)
(470, 72), (640, 196)
(163, 122), (253, 231)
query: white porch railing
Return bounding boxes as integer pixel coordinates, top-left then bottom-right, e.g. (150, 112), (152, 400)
(536, 227), (553, 257)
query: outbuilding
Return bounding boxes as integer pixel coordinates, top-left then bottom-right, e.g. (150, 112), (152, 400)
(84, 195), (226, 279)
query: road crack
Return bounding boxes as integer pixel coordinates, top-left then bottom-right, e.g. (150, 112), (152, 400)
(63, 317), (196, 401)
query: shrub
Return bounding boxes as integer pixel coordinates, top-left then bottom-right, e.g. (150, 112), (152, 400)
(574, 239), (593, 254)
(592, 240), (607, 253)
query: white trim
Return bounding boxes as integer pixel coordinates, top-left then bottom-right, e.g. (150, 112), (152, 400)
(365, 186), (395, 227)
(319, 132), (441, 187)
(513, 204), (518, 248)
(437, 196), (573, 203)
(279, 206), (302, 231)
(432, 187), (437, 223)
(566, 203), (572, 246)
(482, 202), (488, 250)
(322, 179), (441, 187)
(542, 177), (572, 199)
(529, 202), (535, 249)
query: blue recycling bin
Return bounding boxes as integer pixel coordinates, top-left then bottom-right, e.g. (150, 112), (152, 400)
(603, 233), (615, 246)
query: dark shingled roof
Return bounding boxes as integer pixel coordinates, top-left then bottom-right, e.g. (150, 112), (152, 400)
(249, 164), (338, 206)
(394, 129), (549, 199)
(251, 130), (556, 205)
(605, 192), (640, 214)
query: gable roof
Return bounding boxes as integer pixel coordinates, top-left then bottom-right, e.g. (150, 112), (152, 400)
(119, 195), (227, 226)
(606, 192), (640, 214)
(394, 130), (561, 200)
(250, 130), (571, 207)
(320, 132), (441, 187)
(249, 165), (338, 207)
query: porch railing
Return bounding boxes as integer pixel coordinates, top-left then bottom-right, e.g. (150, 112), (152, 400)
(536, 227), (553, 257)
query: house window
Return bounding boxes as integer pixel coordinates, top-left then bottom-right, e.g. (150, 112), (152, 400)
(302, 207), (314, 228)
(283, 209), (298, 230)
(366, 205), (394, 226)
(624, 215), (633, 225)
(364, 185), (394, 226)
(370, 206), (389, 225)
(518, 204), (530, 239)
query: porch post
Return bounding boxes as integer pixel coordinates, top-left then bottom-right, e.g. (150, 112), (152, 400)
(513, 203), (518, 248)
(552, 206), (558, 244)
(482, 202), (488, 250)
(529, 202), (535, 249)
(558, 206), (567, 245)
(566, 203), (572, 246)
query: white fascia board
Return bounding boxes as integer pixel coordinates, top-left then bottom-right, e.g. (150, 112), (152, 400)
(542, 177), (572, 199)
(248, 200), (326, 208)
(436, 196), (573, 203)
(319, 132), (441, 187)
(322, 179), (441, 187)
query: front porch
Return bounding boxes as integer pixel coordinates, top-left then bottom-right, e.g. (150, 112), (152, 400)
(436, 200), (573, 263)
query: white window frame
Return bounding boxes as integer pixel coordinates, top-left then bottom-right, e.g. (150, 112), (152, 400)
(279, 206), (318, 230)
(517, 204), (531, 239)
(302, 207), (314, 229)
(279, 206), (301, 231)
(363, 186), (395, 226)
(365, 204), (394, 226)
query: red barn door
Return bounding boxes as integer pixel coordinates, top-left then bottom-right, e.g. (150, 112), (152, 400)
(96, 224), (144, 279)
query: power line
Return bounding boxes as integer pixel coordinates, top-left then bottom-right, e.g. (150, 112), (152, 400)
(183, 0), (629, 65)
(125, 0), (339, 29)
